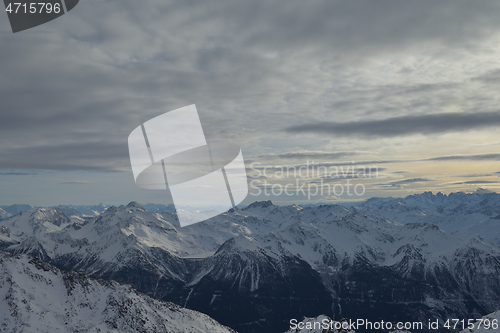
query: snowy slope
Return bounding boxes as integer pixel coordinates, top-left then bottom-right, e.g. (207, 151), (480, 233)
(0, 251), (236, 333)
(0, 204), (34, 220)
(459, 310), (500, 333)
(0, 208), (9, 220)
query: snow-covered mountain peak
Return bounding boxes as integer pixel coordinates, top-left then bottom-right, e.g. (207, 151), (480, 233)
(0, 208), (71, 238)
(126, 201), (147, 211)
(92, 203), (171, 230)
(244, 200), (275, 210)
(29, 208), (70, 226)
(67, 204), (180, 260)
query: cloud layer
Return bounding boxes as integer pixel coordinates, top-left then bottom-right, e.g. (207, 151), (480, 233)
(286, 112), (500, 137)
(2, 0), (500, 203)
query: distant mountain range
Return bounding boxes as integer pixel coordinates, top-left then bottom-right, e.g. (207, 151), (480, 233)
(1, 190), (499, 332)
(354, 189), (500, 244)
(0, 203), (176, 221)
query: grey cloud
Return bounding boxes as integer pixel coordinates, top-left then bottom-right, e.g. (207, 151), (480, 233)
(0, 142), (129, 172)
(247, 151), (366, 163)
(2, 0), (500, 173)
(427, 153), (500, 162)
(60, 181), (95, 185)
(373, 177), (433, 188)
(228, 0), (500, 55)
(472, 69), (500, 84)
(452, 180), (500, 185)
(372, 153), (500, 164)
(388, 178), (432, 185)
(249, 153), (500, 172)
(286, 112), (500, 138)
(0, 171), (39, 176)
(446, 173), (495, 178)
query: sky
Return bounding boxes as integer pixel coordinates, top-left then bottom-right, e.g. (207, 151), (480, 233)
(1, 0), (500, 206)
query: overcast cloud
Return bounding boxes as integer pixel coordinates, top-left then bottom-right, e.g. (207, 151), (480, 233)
(286, 112), (500, 137)
(2, 0), (500, 204)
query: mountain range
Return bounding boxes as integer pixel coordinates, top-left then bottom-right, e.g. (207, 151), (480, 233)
(354, 189), (500, 244)
(0, 203), (177, 221)
(1, 190), (499, 332)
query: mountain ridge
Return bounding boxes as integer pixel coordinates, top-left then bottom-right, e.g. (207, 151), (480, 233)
(1, 191), (500, 332)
